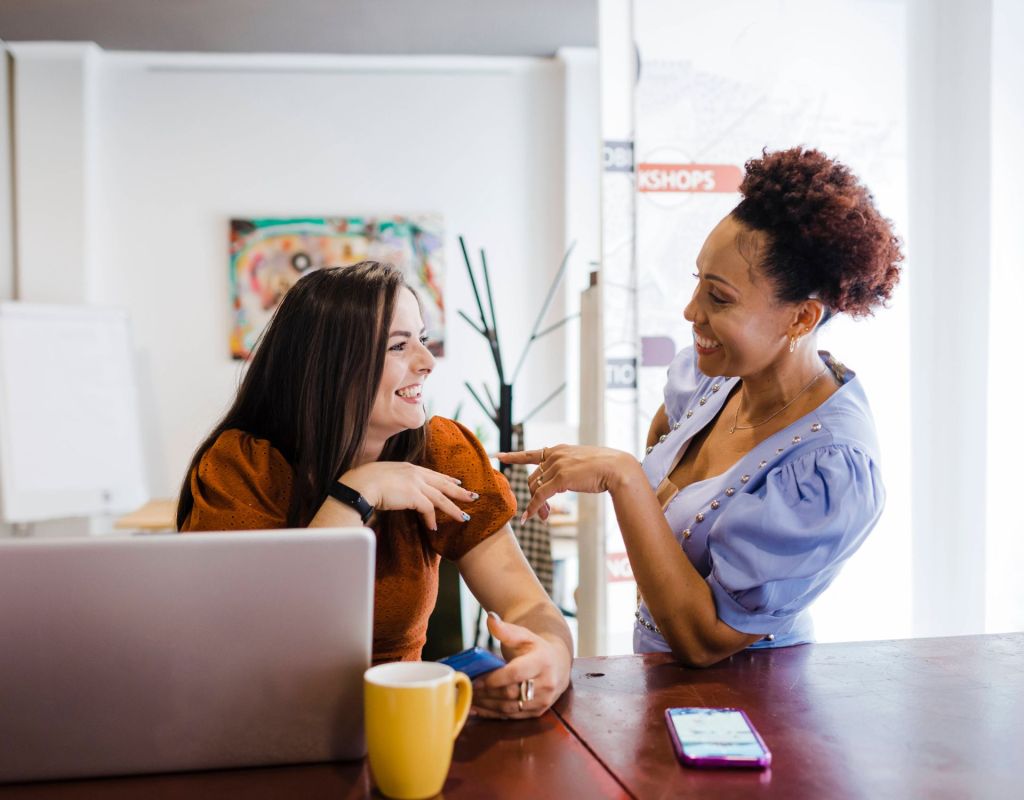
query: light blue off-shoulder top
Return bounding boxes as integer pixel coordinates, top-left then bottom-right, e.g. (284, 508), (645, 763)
(633, 347), (885, 652)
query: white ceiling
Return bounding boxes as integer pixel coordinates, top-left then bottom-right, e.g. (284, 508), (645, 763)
(0, 0), (597, 56)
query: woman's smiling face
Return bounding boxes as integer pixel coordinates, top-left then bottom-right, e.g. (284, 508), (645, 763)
(366, 287), (435, 443)
(683, 214), (799, 379)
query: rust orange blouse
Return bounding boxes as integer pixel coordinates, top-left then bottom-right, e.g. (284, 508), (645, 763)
(181, 417), (516, 664)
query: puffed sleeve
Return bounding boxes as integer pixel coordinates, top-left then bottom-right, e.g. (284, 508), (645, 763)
(706, 445), (884, 635)
(422, 417), (516, 561)
(181, 430), (293, 531)
(663, 346), (705, 425)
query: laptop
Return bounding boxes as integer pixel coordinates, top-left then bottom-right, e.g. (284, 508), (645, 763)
(0, 528), (374, 783)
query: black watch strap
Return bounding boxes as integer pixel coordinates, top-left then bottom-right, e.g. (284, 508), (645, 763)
(328, 482), (375, 524)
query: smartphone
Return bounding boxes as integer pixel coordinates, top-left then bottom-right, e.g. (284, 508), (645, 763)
(664, 707), (771, 769)
(437, 647), (506, 679)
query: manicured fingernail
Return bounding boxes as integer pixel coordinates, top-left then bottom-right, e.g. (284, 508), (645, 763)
(462, 512), (471, 522)
(520, 512), (528, 524)
(488, 611), (502, 622)
(454, 479), (462, 485)
(469, 492), (480, 501)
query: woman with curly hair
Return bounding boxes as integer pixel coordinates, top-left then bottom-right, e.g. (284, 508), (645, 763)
(502, 147), (903, 667)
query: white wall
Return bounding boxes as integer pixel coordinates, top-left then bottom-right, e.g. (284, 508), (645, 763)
(11, 46), (590, 501)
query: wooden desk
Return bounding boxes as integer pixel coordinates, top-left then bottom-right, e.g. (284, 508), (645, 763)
(0, 713), (627, 799)
(553, 633), (1024, 799)
(5, 634), (1019, 798)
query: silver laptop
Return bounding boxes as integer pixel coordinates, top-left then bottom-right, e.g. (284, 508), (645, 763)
(0, 528), (374, 782)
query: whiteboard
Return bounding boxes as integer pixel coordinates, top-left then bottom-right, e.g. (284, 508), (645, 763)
(0, 302), (148, 523)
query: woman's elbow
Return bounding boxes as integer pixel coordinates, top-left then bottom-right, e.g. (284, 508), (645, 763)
(667, 629), (760, 668)
(670, 647), (722, 669)
(663, 632), (722, 668)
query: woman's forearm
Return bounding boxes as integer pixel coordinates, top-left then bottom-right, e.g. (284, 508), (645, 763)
(506, 600), (574, 669)
(607, 457), (731, 666)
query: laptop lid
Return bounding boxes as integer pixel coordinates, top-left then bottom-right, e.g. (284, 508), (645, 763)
(0, 528), (374, 782)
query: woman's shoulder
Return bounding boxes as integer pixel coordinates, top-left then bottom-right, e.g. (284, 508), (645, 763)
(806, 356), (881, 457)
(202, 429), (291, 475)
(424, 417), (491, 471)
(423, 417), (516, 560)
(773, 441), (881, 500)
(183, 429), (293, 532)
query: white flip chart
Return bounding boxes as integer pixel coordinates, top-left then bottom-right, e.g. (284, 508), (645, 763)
(0, 302), (147, 523)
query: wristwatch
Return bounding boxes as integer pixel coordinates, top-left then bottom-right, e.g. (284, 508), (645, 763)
(327, 482), (375, 524)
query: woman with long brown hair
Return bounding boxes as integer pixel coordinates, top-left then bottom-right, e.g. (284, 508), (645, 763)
(178, 261), (571, 718)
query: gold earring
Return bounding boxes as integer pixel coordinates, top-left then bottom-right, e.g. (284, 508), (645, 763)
(789, 335), (797, 353)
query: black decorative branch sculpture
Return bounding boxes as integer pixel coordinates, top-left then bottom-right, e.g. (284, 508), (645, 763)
(458, 236), (577, 468)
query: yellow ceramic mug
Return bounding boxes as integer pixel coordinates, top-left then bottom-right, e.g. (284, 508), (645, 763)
(364, 661), (472, 800)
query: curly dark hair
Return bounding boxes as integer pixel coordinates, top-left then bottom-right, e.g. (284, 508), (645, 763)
(731, 147), (903, 318)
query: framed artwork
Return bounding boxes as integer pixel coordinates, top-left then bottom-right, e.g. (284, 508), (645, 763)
(229, 215), (444, 359)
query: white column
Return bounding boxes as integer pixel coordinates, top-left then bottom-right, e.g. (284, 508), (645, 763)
(577, 278), (606, 656)
(0, 46), (14, 302)
(907, 0), (991, 635)
(10, 42), (100, 303)
(556, 47), (601, 430)
(985, 0), (1024, 633)
(594, 0), (638, 655)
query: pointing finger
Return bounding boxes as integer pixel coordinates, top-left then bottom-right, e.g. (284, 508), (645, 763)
(497, 450), (542, 465)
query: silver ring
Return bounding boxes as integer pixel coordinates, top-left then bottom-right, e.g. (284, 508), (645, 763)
(517, 700), (523, 712)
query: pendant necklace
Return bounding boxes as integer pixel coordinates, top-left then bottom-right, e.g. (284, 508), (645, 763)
(729, 366), (827, 434)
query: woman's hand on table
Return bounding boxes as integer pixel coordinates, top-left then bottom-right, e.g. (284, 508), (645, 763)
(498, 445), (641, 523)
(339, 462), (477, 530)
(470, 612), (571, 720)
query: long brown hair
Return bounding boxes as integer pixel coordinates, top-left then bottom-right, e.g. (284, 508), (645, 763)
(176, 262), (429, 561)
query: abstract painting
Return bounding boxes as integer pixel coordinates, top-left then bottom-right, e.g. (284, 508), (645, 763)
(229, 215), (444, 359)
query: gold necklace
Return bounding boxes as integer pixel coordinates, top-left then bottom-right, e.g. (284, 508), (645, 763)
(729, 366), (828, 434)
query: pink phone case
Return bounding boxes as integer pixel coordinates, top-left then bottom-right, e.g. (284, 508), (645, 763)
(664, 707), (772, 769)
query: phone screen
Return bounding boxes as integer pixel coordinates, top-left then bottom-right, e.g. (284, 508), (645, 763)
(667, 708), (769, 763)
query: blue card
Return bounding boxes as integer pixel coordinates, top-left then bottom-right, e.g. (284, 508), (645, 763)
(438, 647), (506, 679)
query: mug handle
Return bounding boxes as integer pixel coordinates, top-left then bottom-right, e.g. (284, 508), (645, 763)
(451, 671), (472, 740)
